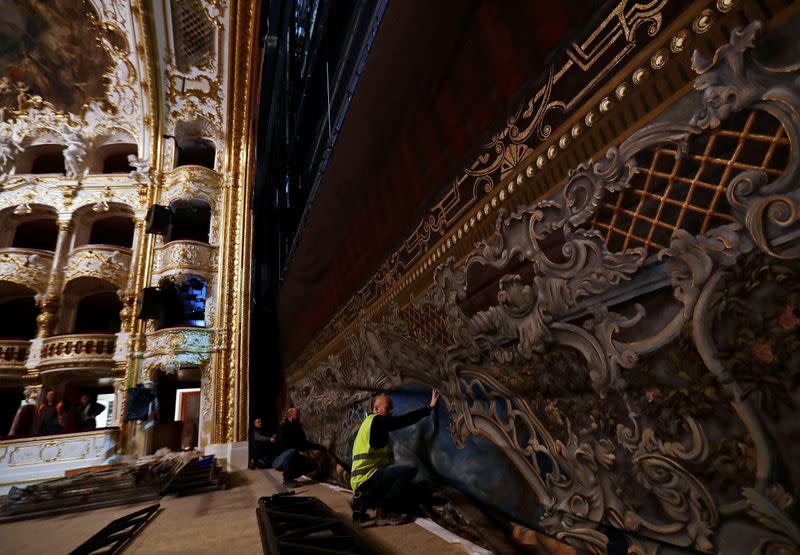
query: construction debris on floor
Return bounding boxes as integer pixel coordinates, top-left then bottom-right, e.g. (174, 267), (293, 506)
(69, 503), (160, 555)
(0, 449), (224, 523)
(256, 493), (383, 555)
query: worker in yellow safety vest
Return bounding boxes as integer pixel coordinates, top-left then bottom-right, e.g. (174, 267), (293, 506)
(350, 389), (439, 524)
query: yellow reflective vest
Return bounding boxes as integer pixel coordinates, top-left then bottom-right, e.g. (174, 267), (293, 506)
(350, 414), (394, 491)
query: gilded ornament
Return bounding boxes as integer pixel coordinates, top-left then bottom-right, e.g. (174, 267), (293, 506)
(716, 0), (735, 12)
(650, 49), (668, 69)
(670, 30), (689, 53)
(693, 10), (713, 33)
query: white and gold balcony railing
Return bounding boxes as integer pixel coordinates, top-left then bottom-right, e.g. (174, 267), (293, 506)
(0, 428), (119, 490)
(38, 334), (117, 370)
(0, 340), (30, 374)
(152, 240), (216, 279)
(144, 327), (213, 374)
(164, 165), (222, 189)
(0, 247), (54, 294)
(62, 244), (132, 290)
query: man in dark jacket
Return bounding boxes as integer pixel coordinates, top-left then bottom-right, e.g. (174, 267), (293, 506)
(251, 418), (280, 468)
(78, 394), (105, 430)
(272, 408), (322, 487)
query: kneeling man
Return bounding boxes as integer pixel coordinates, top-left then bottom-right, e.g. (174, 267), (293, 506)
(351, 389), (439, 524)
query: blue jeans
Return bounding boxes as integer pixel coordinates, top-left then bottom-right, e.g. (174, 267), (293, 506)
(358, 464), (417, 514)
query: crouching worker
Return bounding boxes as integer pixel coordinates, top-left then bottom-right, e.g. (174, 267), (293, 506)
(251, 418), (279, 469)
(272, 407), (323, 487)
(351, 389), (439, 525)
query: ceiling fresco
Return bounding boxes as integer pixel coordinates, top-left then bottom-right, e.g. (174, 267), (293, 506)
(0, 0), (119, 117)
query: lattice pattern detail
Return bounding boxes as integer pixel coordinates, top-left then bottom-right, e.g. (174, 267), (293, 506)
(592, 110), (790, 252)
(171, 0), (214, 71)
(401, 303), (451, 348)
(338, 347), (357, 382)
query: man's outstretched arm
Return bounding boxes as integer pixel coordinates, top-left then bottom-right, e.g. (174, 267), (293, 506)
(369, 390), (439, 448)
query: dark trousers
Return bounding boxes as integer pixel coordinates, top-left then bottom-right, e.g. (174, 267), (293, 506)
(274, 448), (316, 482)
(358, 464), (417, 514)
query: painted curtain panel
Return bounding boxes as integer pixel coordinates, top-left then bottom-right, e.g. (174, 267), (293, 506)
(292, 20), (800, 555)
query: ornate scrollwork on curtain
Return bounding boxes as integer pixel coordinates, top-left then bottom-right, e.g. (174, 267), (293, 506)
(420, 21), (800, 554)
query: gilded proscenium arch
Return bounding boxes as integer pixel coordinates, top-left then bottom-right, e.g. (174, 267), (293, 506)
(211, 0), (259, 444)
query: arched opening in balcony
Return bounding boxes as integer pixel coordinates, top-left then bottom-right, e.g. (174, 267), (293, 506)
(156, 275), (207, 330)
(72, 203), (135, 249)
(59, 377), (116, 433)
(73, 292), (122, 334)
(174, 118), (217, 170)
(88, 216), (135, 248)
(176, 139), (216, 169)
(167, 199), (211, 244)
(11, 218), (59, 251)
(15, 144), (66, 174)
(0, 282), (37, 340)
(60, 278), (121, 335)
(149, 366), (201, 452)
(91, 143), (139, 174)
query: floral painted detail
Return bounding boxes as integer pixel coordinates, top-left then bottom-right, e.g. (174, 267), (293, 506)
(751, 342), (775, 363)
(778, 304), (800, 331)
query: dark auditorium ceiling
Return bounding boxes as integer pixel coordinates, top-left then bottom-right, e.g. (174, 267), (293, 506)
(278, 0), (667, 366)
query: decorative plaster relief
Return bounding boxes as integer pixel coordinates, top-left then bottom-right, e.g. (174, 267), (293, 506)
(62, 245), (132, 291)
(3, 429), (112, 466)
(153, 240), (216, 280)
(143, 327), (213, 377)
(0, 248), (53, 294)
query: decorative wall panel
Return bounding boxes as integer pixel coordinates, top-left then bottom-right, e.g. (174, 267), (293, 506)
(291, 20), (800, 554)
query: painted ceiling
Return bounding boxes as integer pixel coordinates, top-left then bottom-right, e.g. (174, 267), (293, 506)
(0, 0), (119, 116)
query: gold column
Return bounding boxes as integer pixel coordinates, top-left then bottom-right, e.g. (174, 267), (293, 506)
(211, 0), (259, 444)
(36, 218), (72, 338)
(119, 217), (146, 333)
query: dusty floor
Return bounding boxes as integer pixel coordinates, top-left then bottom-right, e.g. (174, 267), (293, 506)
(0, 469), (487, 554)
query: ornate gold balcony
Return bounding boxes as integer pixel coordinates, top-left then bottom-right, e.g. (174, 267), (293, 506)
(164, 165), (222, 189)
(152, 240), (216, 280)
(144, 327), (213, 375)
(39, 334), (116, 370)
(0, 248), (54, 295)
(0, 340), (30, 375)
(62, 245), (132, 290)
